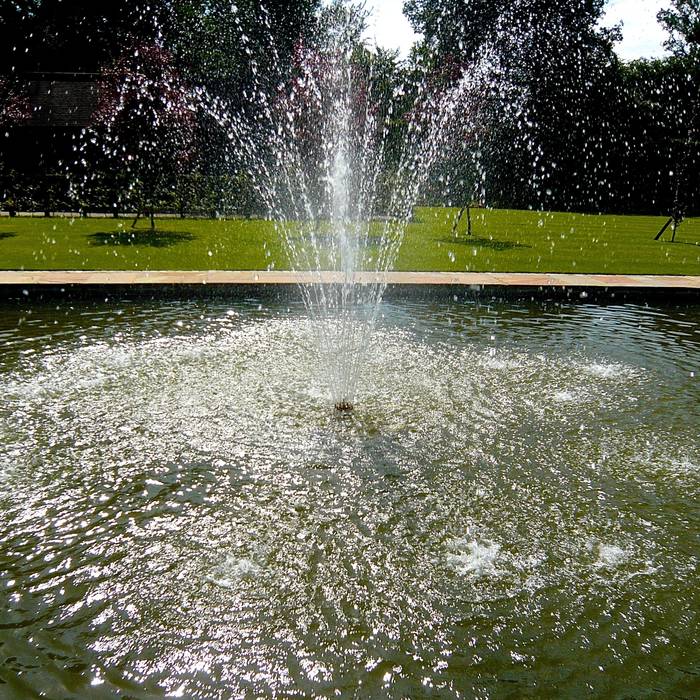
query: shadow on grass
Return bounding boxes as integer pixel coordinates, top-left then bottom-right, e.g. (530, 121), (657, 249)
(660, 239), (700, 247)
(87, 230), (196, 248)
(0, 232), (17, 241)
(440, 236), (530, 251)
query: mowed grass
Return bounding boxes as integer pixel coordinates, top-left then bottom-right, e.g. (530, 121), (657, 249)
(0, 207), (698, 274)
(403, 208), (700, 274)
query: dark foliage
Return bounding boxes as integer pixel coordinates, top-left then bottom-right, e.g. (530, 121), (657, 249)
(0, 0), (697, 219)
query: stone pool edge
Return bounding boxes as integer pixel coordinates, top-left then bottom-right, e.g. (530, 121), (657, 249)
(1, 271), (699, 288)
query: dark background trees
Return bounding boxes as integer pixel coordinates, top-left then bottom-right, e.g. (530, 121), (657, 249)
(655, 0), (699, 220)
(0, 0), (697, 218)
(404, 0), (698, 217)
(658, 0), (700, 59)
(87, 42), (198, 225)
(0, 0), (321, 216)
(0, 0), (164, 74)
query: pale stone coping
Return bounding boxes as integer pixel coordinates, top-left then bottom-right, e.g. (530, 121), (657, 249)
(0, 270), (699, 288)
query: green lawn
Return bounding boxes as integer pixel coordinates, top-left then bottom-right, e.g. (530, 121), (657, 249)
(0, 208), (698, 274)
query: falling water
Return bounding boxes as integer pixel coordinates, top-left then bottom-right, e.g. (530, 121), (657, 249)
(70, 4), (513, 409)
(203, 10), (501, 408)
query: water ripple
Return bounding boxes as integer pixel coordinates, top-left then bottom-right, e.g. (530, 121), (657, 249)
(0, 297), (698, 697)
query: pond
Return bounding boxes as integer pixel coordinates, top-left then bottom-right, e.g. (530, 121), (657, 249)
(0, 293), (698, 697)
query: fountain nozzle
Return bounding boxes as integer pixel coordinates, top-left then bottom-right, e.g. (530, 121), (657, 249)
(334, 400), (354, 412)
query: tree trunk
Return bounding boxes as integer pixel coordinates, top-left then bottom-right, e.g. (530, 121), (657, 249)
(452, 204), (472, 237)
(654, 217), (674, 240)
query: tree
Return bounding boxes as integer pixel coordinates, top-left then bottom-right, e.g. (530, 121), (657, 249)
(403, 0), (621, 212)
(161, 0), (322, 215)
(0, 77), (31, 216)
(90, 42), (198, 227)
(500, 1), (621, 211)
(0, 1), (37, 74)
(658, 0), (700, 60)
(0, 0), (166, 73)
(166, 0), (321, 97)
(613, 59), (692, 215)
(0, 77), (30, 128)
(655, 0), (700, 232)
(404, 0), (510, 62)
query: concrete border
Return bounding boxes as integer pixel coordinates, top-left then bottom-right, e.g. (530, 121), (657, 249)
(1, 270), (699, 288)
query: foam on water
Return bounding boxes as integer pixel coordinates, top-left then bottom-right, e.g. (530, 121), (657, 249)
(206, 555), (262, 590)
(446, 538), (501, 577)
(669, 458), (698, 475)
(593, 543), (629, 568)
(585, 362), (636, 380)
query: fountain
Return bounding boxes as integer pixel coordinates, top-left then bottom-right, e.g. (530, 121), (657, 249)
(201, 5), (498, 410)
(0, 2), (699, 698)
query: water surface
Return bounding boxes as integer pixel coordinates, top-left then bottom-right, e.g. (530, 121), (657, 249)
(0, 295), (698, 698)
